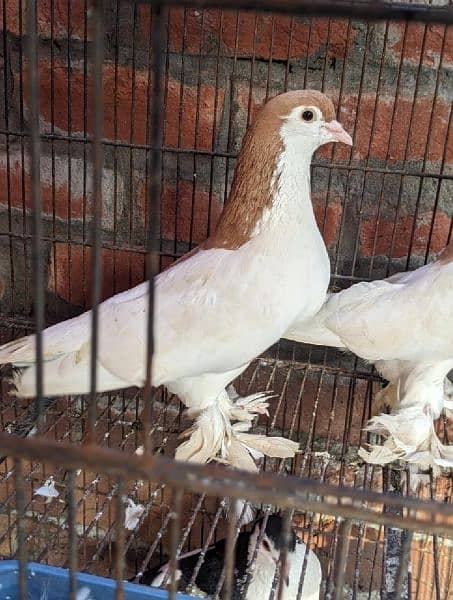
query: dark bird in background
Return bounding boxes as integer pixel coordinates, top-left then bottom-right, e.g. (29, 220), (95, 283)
(138, 514), (321, 599)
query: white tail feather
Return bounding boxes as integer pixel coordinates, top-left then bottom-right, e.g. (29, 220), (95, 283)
(12, 351), (131, 398)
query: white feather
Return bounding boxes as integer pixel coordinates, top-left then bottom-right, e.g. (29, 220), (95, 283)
(284, 253), (453, 468)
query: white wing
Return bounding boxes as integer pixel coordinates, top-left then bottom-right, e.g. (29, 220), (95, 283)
(1, 243), (300, 396)
(284, 261), (453, 362)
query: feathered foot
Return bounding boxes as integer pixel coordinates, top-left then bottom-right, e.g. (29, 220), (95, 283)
(227, 387), (275, 422)
(359, 404), (453, 469)
(175, 405), (299, 470)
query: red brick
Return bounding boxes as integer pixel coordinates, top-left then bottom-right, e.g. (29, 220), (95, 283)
(338, 94), (451, 164)
(387, 22), (448, 67)
(26, 60), (224, 150)
(163, 78), (225, 151)
(48, 243), (145, 307)
(162, 9), (355, 61)
(160, 180), (223, 244)
(0, 0), (88, 40)
(0, 150), (122, 229)
(409, 97), (451, 164)
(444, 26), (453, 67)
(0, 151), (83, 219)
(359, 211), (451, 258)
(31, 61), (150, 144)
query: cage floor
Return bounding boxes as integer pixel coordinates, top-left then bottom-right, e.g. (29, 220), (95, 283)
(0, 324), (452, 599)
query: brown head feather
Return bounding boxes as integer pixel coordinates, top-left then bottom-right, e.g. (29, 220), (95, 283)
(203, 90), (336, 250)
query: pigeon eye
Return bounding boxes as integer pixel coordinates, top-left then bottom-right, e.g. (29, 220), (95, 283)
(262, 539), (272, 552)
(302, 110), (314, 122)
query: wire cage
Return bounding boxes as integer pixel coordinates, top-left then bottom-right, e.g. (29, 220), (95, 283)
(0, 0), (452, 598)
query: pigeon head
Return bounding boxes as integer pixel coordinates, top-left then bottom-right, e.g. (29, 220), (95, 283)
(266, 89), (353, 151)
(204, 89), (351, 251)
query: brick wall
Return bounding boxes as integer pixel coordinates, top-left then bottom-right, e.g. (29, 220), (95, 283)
(0, 2), (451, 320)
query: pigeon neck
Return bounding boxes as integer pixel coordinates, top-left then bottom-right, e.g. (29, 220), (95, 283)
(249, 143), (316, 238)
(203, 146), (316, 252)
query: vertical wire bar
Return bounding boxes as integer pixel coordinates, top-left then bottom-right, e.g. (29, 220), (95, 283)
(384, 469), (410, 599)
(296, 522), (315, 600)
(276, 510), (292, 600)
(333, 519), (352, 600)
(430, 472), (442, 600)
(393, 529), (413, 599)
(222, 499), (238, 600)
(26, 0), (44, 428)
(114, 479), (125, 600)
(87, 0), (104, 443)
(4, 0), (16, 314)
(168, 489), (183, 600)
(67, 470), (77, 600)
(242, 513), (270, 596)
(143, 5), (165, 453)
(15, 459), (27, 600)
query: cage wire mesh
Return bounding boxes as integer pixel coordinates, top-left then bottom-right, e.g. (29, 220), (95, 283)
(0, 0), (452, 598)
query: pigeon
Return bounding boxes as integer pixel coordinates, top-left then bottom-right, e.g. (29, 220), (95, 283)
(138, 514), (322, 599)
(0, 90), (352, 468)
(284, 239), (453, 468)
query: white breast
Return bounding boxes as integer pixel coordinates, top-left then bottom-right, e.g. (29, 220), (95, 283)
(245, 544), (322, 600)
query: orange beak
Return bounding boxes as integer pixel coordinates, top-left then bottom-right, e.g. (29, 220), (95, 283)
(324, 120), (353, 146)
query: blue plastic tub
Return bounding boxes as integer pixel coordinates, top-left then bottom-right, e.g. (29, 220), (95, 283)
(0, 561), (193, 599)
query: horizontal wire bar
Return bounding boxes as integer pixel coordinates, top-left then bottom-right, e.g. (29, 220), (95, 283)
(1, 432), (453, 535)
(1, 125), (451, 181)
(136, 0), (453, 25)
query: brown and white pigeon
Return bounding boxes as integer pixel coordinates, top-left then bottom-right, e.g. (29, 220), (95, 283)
(284, 240), (453, 468)
(0, 90), (352, 468)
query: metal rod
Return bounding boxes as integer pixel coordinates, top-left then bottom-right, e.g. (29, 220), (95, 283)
(187, 499), (228, 590)
(114, 479), (125, 600)
(243, 513), (270, 596)
(87, 0), (104, 444)
(26, 0), (44, 429)
(142, 3), (166, 454)
(137, 0), (453, 25)
(15, 459), (27, 600)
(67, 470), (78, 600)
(393, 529), (413, 599)
(1, 432), (453, 536)
(333, 519), (352, 600)
(168, 489), (183, 600)
(222, 499), (238, 600)
(276, 510), (293, 600)
(383, 469), (410, 599)
(0, 127), (451, 182)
